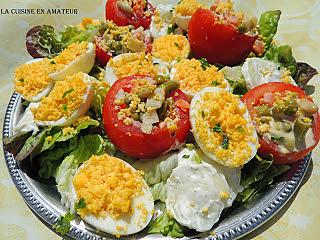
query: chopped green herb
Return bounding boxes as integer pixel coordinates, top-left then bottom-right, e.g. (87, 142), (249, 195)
(53, 211), (74, 235)
(75, 198), (86, 211)
(271, 135), (284, 142)
(212, 80), (219, 86)
(222, 134), (229, 149)
(194, 154), (202, 164)
(19, 78), (24, 82)
(174, 42), (179, 48)
(62, 104), (68, 111)
(176, 57), (181, 62)
(212, 123), (222, 133)
(182, 155), (189, 158)
(62, 88), (74, 98)
(186, 143), (195, 150)
(50, 60), (56, 64)
(236, 126), (244, 132)
(167, 24), (178, 34)
(201, 111), (205, 118)
(199, 58), (210, 70)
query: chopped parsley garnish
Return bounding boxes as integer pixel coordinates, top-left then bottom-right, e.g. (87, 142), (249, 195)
(75, 198), (86, 211)
(212, 123), (222, 133)
(19, 78), (24, 82)
(174, 42), (179, 48)
(236, 126), (244, 132)
(182, 155), (190, 158)
(62, 88), (74, 98)
(167, 24), (178, 34)
(50, 60), (56, 64)
(198, 58), (210, 70)
(53, 210), (74, 235)
(212, 80), (219, 86)
(62, 104), (68, 111)
(201, 111), (205, 118)
(194, 154), (202, 164)
(271, 135), (284, 142)
(222, 134), (229, 149)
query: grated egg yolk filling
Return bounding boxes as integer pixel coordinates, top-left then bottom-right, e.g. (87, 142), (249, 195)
(152, 34), (190, 62)
(173, 59), (227, 94)
(175, 0), (203, 16)
(31, 72), (87, 121)
(194, 91), (255, 167)
(109, 53), (158, 79)
(14, 59), (55, 99)
(51, 42), (88, 71)
(72, 154), (144, 219)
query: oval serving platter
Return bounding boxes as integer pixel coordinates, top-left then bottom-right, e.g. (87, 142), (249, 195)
(2, 92), (311, 240)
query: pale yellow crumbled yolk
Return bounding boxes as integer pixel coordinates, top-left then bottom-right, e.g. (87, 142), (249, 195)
(194, 91), (254, 167)
(73, 154), (144, 219)
(281, 69), (292, 84)
(78, 18), (101, 29)
(109, 53), (158, 79)
(175, 0), (203, 16)
(52, 42), (88, 71)
(152, 34), (190, 62)
(14, 59), (55, 99)
(173, 59), (227, 94)
(71, 115), (93, 127)
(32, 72), (87, 121)
(137, 203), (149, 226)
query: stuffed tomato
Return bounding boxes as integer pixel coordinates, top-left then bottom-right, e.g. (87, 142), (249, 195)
(106, 0), (154, 29)
(103, 75), (191, 159)
(242, 82), (320, 164)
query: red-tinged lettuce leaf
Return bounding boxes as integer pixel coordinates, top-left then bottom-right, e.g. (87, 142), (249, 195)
(294, 62), (318, 87)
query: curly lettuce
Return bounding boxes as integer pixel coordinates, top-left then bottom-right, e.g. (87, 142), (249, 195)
(258, 10), (281, 50)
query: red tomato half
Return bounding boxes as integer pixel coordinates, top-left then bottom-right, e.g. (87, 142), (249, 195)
(188, 8), (257, 66)
(105, 0), (153, 29)
(102, 75), (191, 159)
(242, 82), (320, 164)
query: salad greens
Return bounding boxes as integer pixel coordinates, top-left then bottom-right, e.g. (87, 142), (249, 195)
(294, 62), (318, 87)
(236, 155), (291, 205)
(258, 10), (281, 50)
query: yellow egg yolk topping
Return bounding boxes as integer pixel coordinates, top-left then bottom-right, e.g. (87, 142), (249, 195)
(14, 59), (55, 99)
(152, 34), (190, 62)
(108, 53), (158, 79)
(194, 90), (256, 167)
(72, 154), (144, 218)
(52, 42), (88, 71)
(173, 59), (227, 94)
(32, 72), (88, 121)
(175, 0), (203, 16)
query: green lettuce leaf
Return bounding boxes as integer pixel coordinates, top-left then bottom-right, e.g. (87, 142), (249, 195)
(236, 155), (290, 205)
(265, 44), (298, 76)
(148, 207), (186, 238)
(221, 66), (247, 96)
(53, 210), (74, 235)
(55, 135), (105, 209)
(258, 10), (281, 49)
(60, 24), (101, 46)
(150, 182), (167, 202)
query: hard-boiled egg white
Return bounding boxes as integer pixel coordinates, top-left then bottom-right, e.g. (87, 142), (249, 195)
(104, 52), (169, 86)
(49, 42), (95, 81)
(31, 72), (94, 127)
(241, 57), (297, 89)
(150, 4), (175, 39)
(14, 58), (55, 102)
(151, 34), (190, 69)
(190, 87), (258, 167)
(70, 154), (154, 236)
(173, 0), (215, 31)
(166, 147), (235, 232)
(170, 58), (229, 98)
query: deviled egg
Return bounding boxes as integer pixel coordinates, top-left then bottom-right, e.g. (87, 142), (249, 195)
(31, 72), (94, 126)
(241, 58), (296, 89)
(190, 87), (258, 167)
(170, 58), (229, 97)
(49, 42), (95, 81)
(14, 58), (55, 102)
(70, 154), (154, 236)
(104, 52), (169, 86)
(152, 34), (190, 69)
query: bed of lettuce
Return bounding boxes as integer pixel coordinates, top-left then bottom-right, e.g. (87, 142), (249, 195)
(3, 8), (318, 239)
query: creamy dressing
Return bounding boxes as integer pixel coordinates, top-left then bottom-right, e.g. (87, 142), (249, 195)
(267, 119), (315, 154)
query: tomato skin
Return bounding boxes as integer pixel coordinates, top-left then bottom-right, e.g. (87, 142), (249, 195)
(242, 82), (320, 164)
(188, 8), (257, 66)
(102, 75), (191, 159)
(95, 37), (112, 67)
(105, 0), (153, 29)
